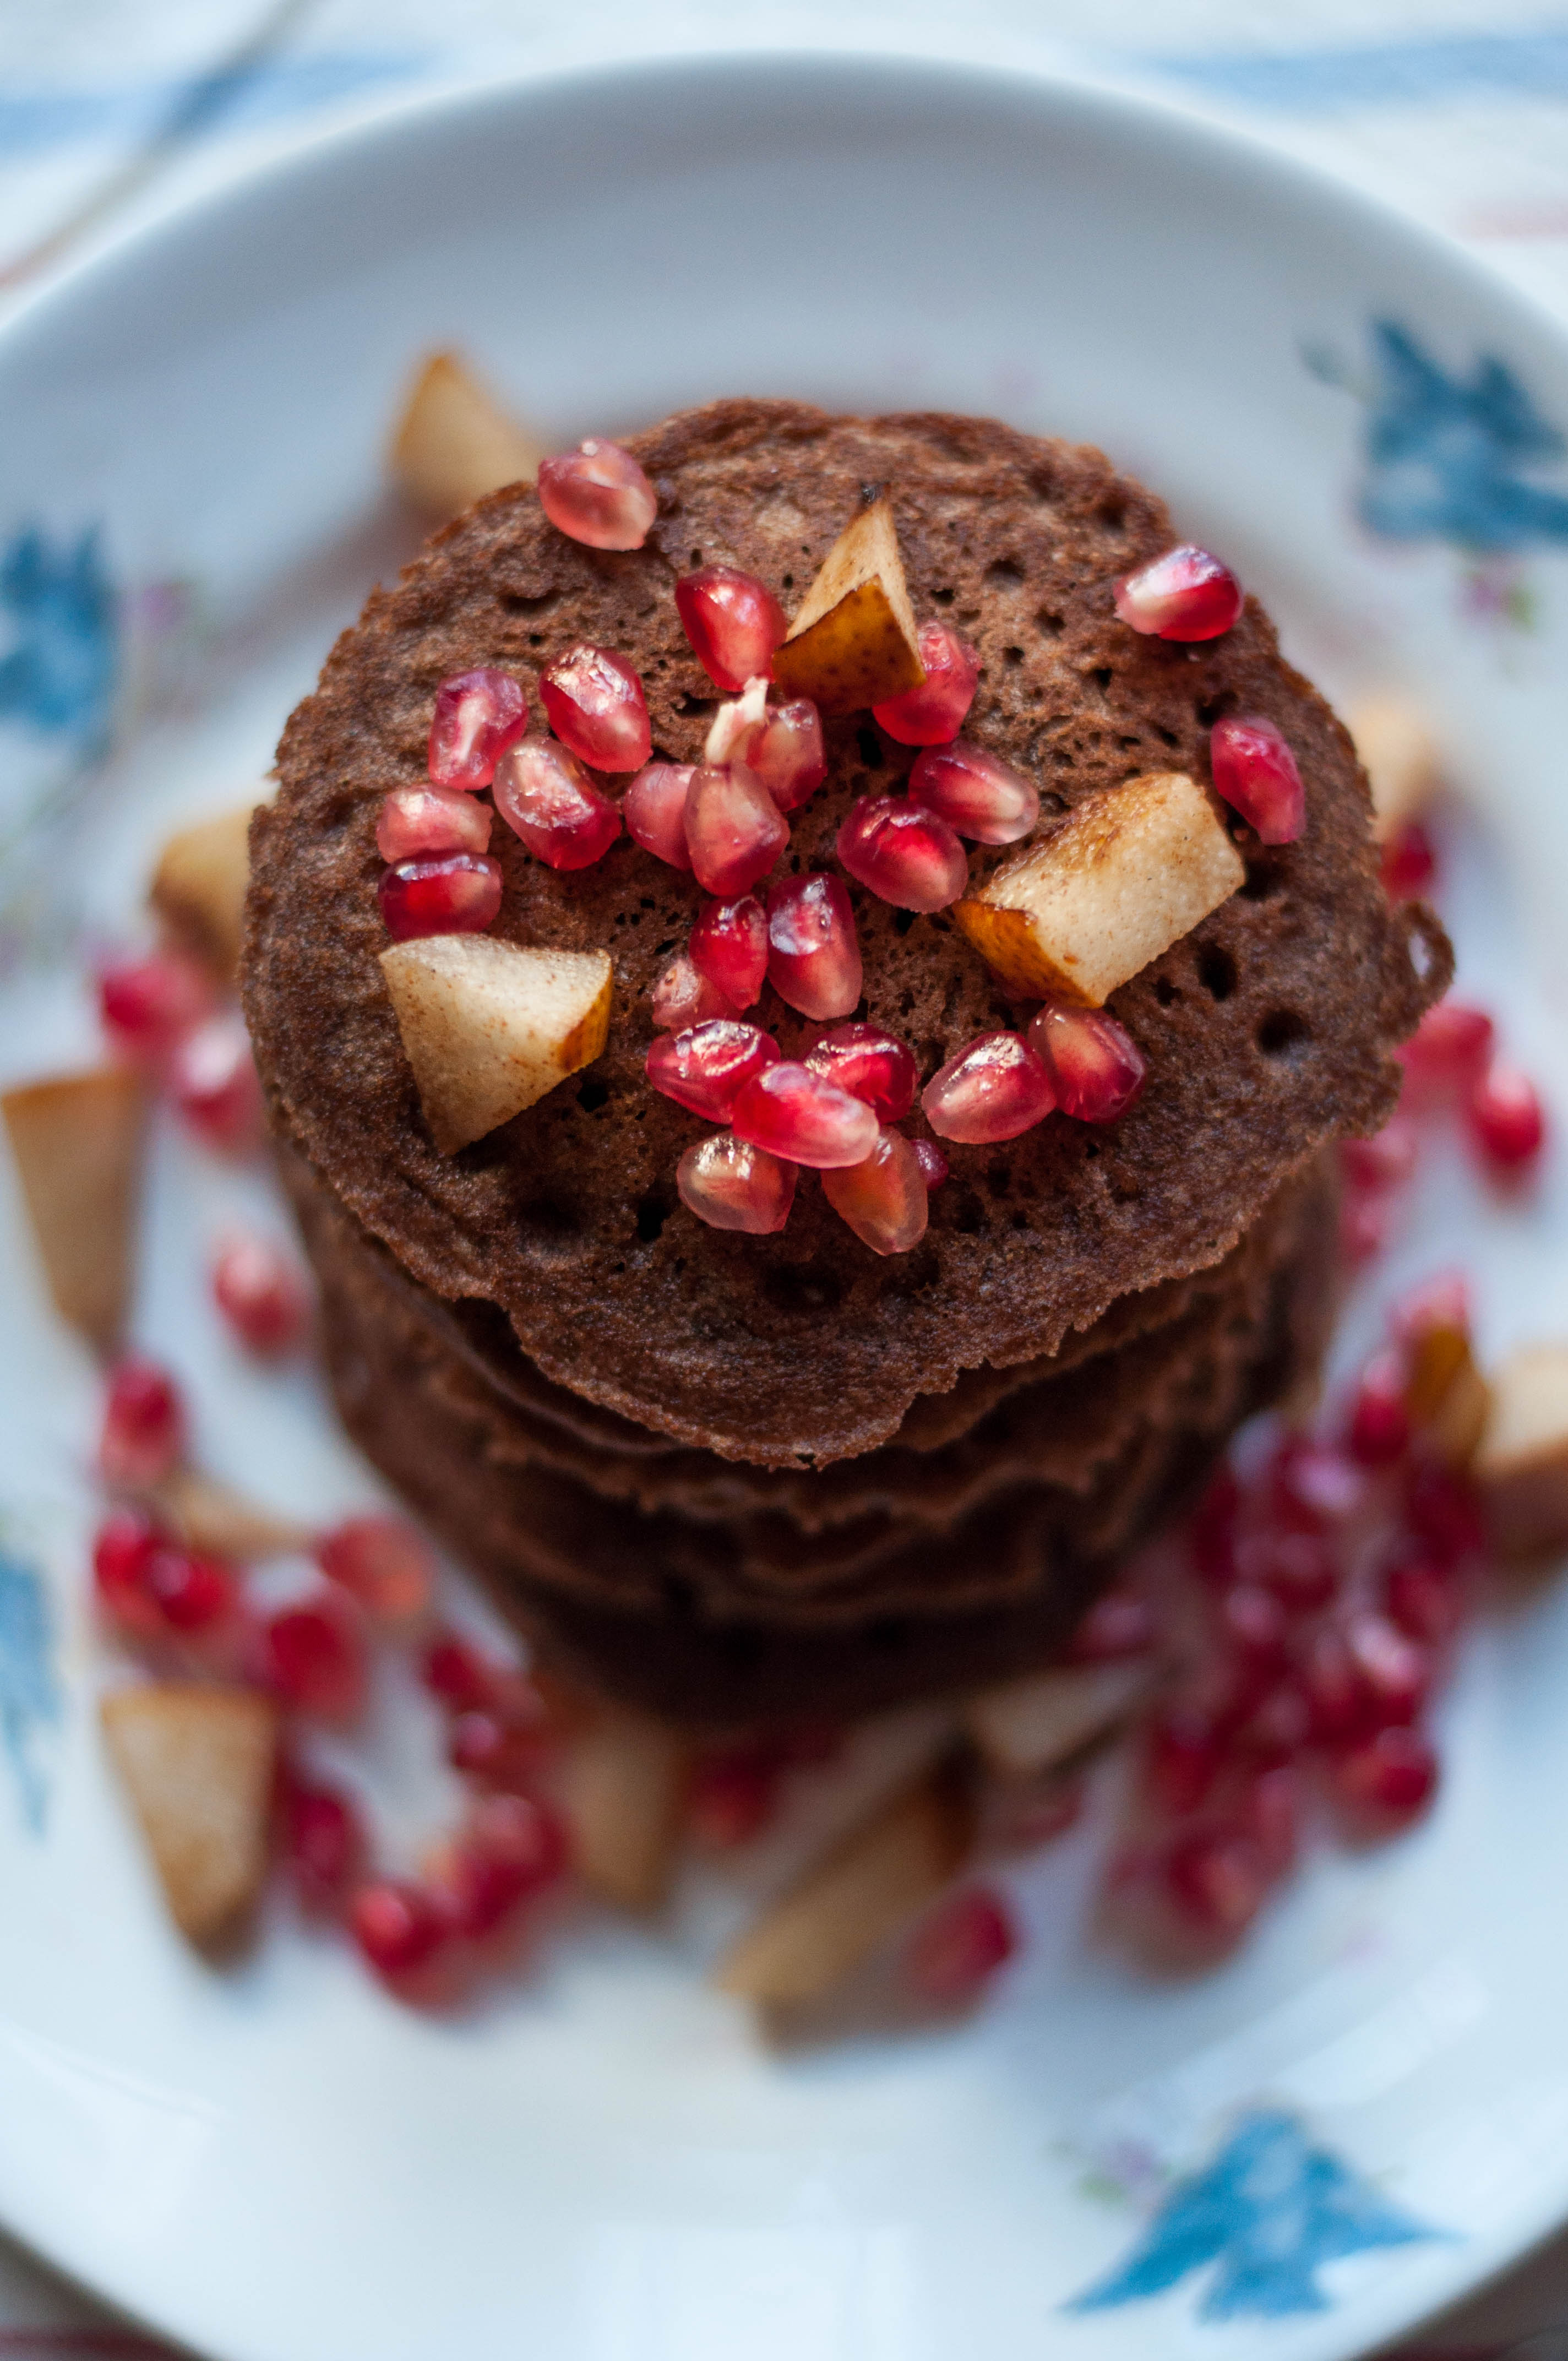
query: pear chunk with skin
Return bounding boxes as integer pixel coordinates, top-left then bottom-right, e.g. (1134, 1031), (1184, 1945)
(770, 494), (925, 715)
(2, 1067), (145, 1351)
(151, 797), (263, 984)
(557, 1711), (690, 1913)
(380, 935), (612, 1156)
(101, 1684), (278, 1951)
(389, 350), (548, 521)
(1475, 1344), (1568, 1559)
(954, 770), (1245, 1005)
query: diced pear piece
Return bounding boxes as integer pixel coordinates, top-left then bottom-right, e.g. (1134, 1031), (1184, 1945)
(379, 935), (612, 1156)
(963, 1658), (1151, 1780)
(1348, 692), (1440, 841)
(954, 770), (1244, 1005)
(1475, 1344), (1568, 1559)
(557, 1711), (690, 1913)
(2, 1067), (145, 1351)
(101, 1684), (278, 1951)
(770, 494), (925, 714)
(148, 1466), (311, 1561)
(715, 1767), (971, 2006)
(150, 799), (261, 983)
(1405, 1319), (1491, 1470)
(389, 350), (548, 521)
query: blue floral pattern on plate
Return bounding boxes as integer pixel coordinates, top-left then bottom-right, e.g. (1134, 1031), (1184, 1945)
(0, 524), (117, 747)
(0, 1542), (59, 1833)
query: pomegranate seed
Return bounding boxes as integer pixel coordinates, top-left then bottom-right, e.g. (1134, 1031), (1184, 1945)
(100, 1357), (184, 1488)
(731, 1061), (879, 1169)
(1164, 1827), (1270, 1936)
(836, 795), (968, 912)
(1068, 1588), (1153, 1661)
(1404, 1459), (1486, 1566)
(1114, 545), (1243, 641)
(375, 784), (492, 863)
(378, 852), (503, 938)
(765, 873), (862, 1019)
(493, 738), (619, 870)
(144, 1543), (236, 1634)
(1208, 714), (1304, 845)
(539, 643), (651, 773)
(675, 566), (787, 692)
(922, 1031), (1054, 1144)
(465, 1790), (568, 1897)
(211, 1233), (308, 1354)
(168, 1013), (264, 1153)
(912, 1138), (949, 1188)
(421, 1630), (504, 1713)
(822, 1127), (929, 1254)
(1347, 1350), (1412, 1467)
(688, 1749), (781, 1848)
(804, 1024), (918, 1122)
(645, 1019), (780, 1122)
(676, 1131), (797, 1233)
(1468, 1060), (1546, 1173)
(1236, 1682), (1312, 1765)
(92, 1505), (165, 1635)
(906, 1885), (1017, 2005)
(265, 1596), (365, 1721)
(689, 894), (767, 1009)
(281, 1774), (364, 1915)
(99, 950), (210, 1060)
(1385, 1553), (1463, 1647)
(536, 438), (655, 550)
(1145, 1710), (1223, 1816)
(1218, 1582), (1289, 1669)
(1330, 1726), (1439, 1833)
(448, 1708), (548, 1791)
(1242, 1761), (1302, 1876)
(872, 622), (980, 746)
(624, 763), (695, 869)
(1381, 819), (1438, 901)
(1190, 1467), (1240, 1586)
(351, 1878), (450, 1985)
(745, 699), (827, 812)
(1398, 999), (1495, 1098)
(1235, 1528), (1338, 1616)
(684, 761), (788, 896)
(907, 739), (1038, 845)
(1302, 1612), (1429, 1742)
(435, 1808), (562, 1941)
(1393, 1269), (1472, 1344)
(651, 951), (731, 1031)
(317, 1514), (433, 1623)
(428, 668), (528, 790)
(1341, 1116), (1418, 1193)
(1270, 1437), (1363, 1531)
(1027, 1001), (1146, 1123)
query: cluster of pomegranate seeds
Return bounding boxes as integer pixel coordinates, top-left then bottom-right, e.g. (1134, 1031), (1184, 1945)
(732, 1061), (880, 1168)
(493, 738), (620, 871)
(765, 873), (862, 1018)
(804, 1025), (918, 1122)
(378, 853), (503, 940)
(99, 1357), (185, 1487)
(318, 1513), (433, 1623)
(646, 1020), (780, 1122)
(650, 952), (730, 1032)
(99, 950), (212, 1061)
(168, 1014), (265, 1154)
(690, 895), (767, 1008)
(684, 761), (788, 894)
(427, 668), (529, 790)
(376, 784), (492, 863)
(1402, 995), (1548, 1180)
(871, 622), (980, 745)
(1208, 714), (1305, 846)
(265, 1596), (367, 1721)
(211, 1233), (309, 1355)
(624, 763), (695, 869)
(1027, 1002), (1146, 1123)
(676, 1133), (797, 1233)
(537, 438), (656, 550)
(676, 566), (787, 692)
(822, 1129), (929, 1254)
(922, 1031), (1056, 1145)
(1113, 544), (1244, 641)
(539, 644), (652, 773)
(907, 740), (1038, 846)
(836, 795), (969, 913)
(1381, 818), (1438, 901)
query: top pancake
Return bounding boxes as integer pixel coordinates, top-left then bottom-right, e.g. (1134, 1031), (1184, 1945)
(242, 400), (1447, 1465)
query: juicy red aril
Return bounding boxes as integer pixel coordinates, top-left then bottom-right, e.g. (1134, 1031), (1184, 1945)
(766, 872), (862, 1019)
(1068, 1588), (1153, 1661)
(493, 738), (619, 870)
(836, 795), (968, 913)
(100, 1357), (184, 1488)
(922, 1031), (1055, 1144)
(434, 1842), (532, 1943)
(1189, 1467), (1240, 1586)
(168, 1014), (264, 1154)
(688, 1748), (781, 1848)
(536, 438), (655, 551)
(99, 951), (210, 1059)
(1399, 999), (1495, 1097)
(265, 1597), (365, 1721)
(1145, 1711), (1223, 1816)
(317, 1513), (433, 1623)
(1235, 1528), (1337, 1616)
(907, 739), (1038, 845)
(651, 951), (731, 1031)
(1208, 714), (1304, 845)
(1330, 1726), (1439, 1832)
(822, 1128), (929, 1254)
(1381, 819), (1437, 900)
(281, 1775), (364, 1914)
(684, 761), (788, 896)
(428, 668), (528, 789)
(676, 1132), (797, 1233)
(144, 1544), (236, 1634)
(1385, 1553), (1464, 1647)
(539, 643), (651, 773)
(1405, 1459), (1486, 1566)
(351, 1879), (450, 1984)
(872, 622), (980, 746)
(1347, 1349), (1412, 1467)
(421, 1630), (504, 1713)
(1114, 545), (1243, 641)
(1302, 1613), (1429, 1742)
(912, 1138), (949, 1188)
(211, 1233), (309, 1354)
(466, 1790), (568, 1897)
(1164, 1828), (1270, 1937)
(376, 784), (492, 863)
(448, 1709), (548, 1791)
(1237, 1682), (1312, 1766)
(674, 565), (787, 692)
(732, 1062), (879, 1169)
(690, 894), (767, 1008)
(1341, 1116), (1418, 1193)
(804, 1024), (918, 1122)
(1027, 1001), (1146, 1123)
(745, 700), (826, 813)
(1269, 1437), (1363, 1531)
(1218, 1582), (1289, 1668)
(378, 853), (503, 938)
(1468, 1062), (1546, 1173)
(624, 763), (695, 869)
(906, 1886), (1017, 2006)
(646, 1019), (780, 1121)
(92, 1506), (164, 1634)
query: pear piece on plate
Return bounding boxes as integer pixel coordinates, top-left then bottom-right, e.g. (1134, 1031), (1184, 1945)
(389, 350), (549, 521)
(101, 1684), (278, 1951)
(2, 1067), (146, 1351)
(558, 1712), (690, 1913)
(1405, 1318), (1492, 1471)
(770, 494), (925, 714)
(379, 935), (613, 1155)
(150, 798), (263, 984)
(954, 770), (1244, 1005)
(963, 1659), (1151, 1780)
(148, 1466), (311, 1561)
(1348, 693), (1440, 841)
(1476, 1344), (1568, 1559)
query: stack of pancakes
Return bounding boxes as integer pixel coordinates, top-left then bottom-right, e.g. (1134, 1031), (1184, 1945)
(243, 403), (1447, 1729)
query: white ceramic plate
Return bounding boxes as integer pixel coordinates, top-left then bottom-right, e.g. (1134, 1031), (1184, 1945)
(3, 53), (1568, 2361)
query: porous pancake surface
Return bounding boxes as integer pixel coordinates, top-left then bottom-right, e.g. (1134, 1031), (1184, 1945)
(244, 401), (1446, 1464)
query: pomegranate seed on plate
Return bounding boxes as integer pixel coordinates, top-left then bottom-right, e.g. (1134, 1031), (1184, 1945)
(1218, 1581), (1288, 1669)
(1385, 1552), (1463, 1646)
(493, 738), (620, 869)
(745, 699), (827, 812)
(1468, 1061), (1546, 1173)
(1144, 1710), (1223, 1816)
(99, 951), (211, 1060)
(1404, 1459), (1486, 1566)
(539, 644), (651, 773)
(211, 1233), (309, 1354)
(465, 1790), (569, 1896)
(688, 1748), (781, 1848)
(536, 438), (655, 550)
(1347, 1348), (1412, 1466)
(378, 852), (503, 939)
(836, 795), (968, 912)
(804, 1024), (918, 1122)
(906, 1885), (1017, 2006)
(433, 1837), (535, 1943)
(1341, 1116), (1418, 1193)
(265, 1596), (365, 1721)
(822, 1128), (929, 1254)
(912, 1138), (949, 1188)
(168, 1014), (265, 1154)
(421, 1630), (505, 1714)
(1164, 1827), (1270, 1936)
(676, 1131), (797, 1233)
(1068, 1588), (1153, 1661)
(732, 1061), (879, 1168)
(1027, 1001), (1146, 1123)
(317, 1514), (433, 1623)
(907, 739), (1038, 845)
(674, 565), (787, 692)
(428, 668), (528, 789)
(645, 1019), (780, 1122)
(144, 1543), (237, 1635)
(448, 1709), (549, 1791)
(351, 1878), (451, 1985)
(872, 622), (979, 746)
(1208, 714), (1304, 845)
(1236, 1682), (1311, 1766)
(376, 784), (492, 863)
(1381, 818), (1438, 900)
(1398, 999), (1494, 1097)
(765, 873), (862, 1019)
(651, 951), (731, 1031)
(922, 1031), (1054, 1144)
(684, 761), (788, 896)
(1330, 1725), (1439, 1832)
(623, 763), (695, 869)
(92, 1505), (165, 1634)
(281, 1774), (365, 1914)
(1269, 1436), (1363, 1530)
(690, 894), (767, 1008)
(100, 1357), (184, 1488)
(1301, 1612), (1428, 1742)
(1113, 545), (1243, 641)
(1236, 1527), (1337, 1616)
